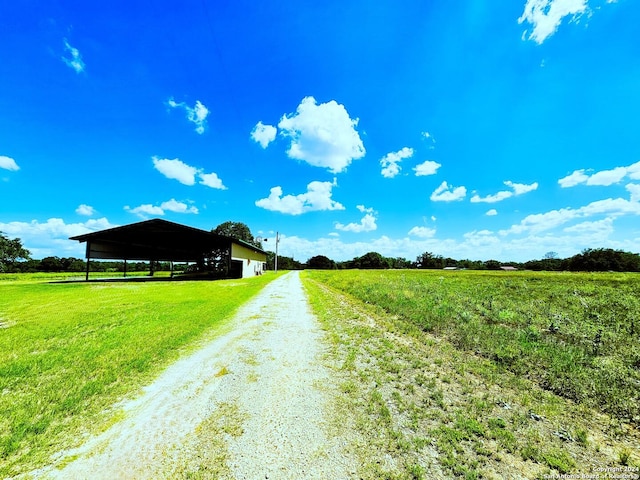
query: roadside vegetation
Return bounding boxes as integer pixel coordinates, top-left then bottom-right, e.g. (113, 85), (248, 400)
(304, 270), (640, 479)
(0, 273), (277, 477)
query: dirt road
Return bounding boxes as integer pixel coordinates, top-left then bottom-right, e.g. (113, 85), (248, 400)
(33, 271), (356, 479)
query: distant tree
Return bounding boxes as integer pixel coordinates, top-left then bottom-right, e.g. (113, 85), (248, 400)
(212, 221), (262, 248)
(415, 252), (445, 269)
(351, 251), (392, 269)
(265, 252), (303, 270)
(390, 257), (413, 269)
(484, 259), (502, 270)
(567, 248), (640, 272)
(0, 233), (31, 272)
(544, 251), (559, 260)
(38, 256), (64, 272)
(306, 255), (337, 269)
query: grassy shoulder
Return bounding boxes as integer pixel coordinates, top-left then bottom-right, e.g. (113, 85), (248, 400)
(0, 273), (279, 477)
(302, 271), (640, 479)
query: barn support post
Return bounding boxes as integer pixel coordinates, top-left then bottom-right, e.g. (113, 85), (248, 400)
(85, 241), (91, 281)
(124, 259), (127, 278)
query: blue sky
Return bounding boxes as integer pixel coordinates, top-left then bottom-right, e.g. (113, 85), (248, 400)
(1, 0), (639, 263)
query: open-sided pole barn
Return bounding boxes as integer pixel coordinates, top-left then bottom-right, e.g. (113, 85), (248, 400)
(69, 219), (267, 280)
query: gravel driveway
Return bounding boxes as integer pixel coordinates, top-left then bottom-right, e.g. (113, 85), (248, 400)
(32, 271), (356, 479)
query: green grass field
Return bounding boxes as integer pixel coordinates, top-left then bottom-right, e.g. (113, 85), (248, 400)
(303, 270), (640, 478)
(0, 273), (277, 477)
(307, 269), (640, 423)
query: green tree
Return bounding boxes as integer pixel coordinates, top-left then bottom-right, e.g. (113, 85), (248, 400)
(352, 251), (392, 269)
(0, 233), (31, 272)
(306, 255), (337, 269)
(212, 221), (261, 248)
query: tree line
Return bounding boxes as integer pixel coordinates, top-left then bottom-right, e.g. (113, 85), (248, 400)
(2, 229), (640, 273)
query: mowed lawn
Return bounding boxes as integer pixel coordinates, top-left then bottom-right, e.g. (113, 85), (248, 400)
(0, 273), (277, 477)
(307, 270), (640, 423)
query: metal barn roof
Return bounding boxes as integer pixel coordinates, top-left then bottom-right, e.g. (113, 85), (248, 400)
(70, 218), (266, 262)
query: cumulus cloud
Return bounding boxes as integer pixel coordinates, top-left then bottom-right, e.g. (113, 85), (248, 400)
(380, 147), (413, 178)
(504, 180), (539, 195)
(167, 98), (209, 134)
(408, 226), (436, 238)
(518, 0), (588, 44)
(255, 179), (344, 215)
(125, 199), (198, 217)
(152, 156), (226, 189)
(277, 96), (365, 173)
(153, 157), (198, 185)
(500, 197), (640, 236)
(62, 39), (85, 73)
(126, 204), (165, 216)
(627, 183), (640, 202)
(251, 121), (277, 148)
(563, 217), (615, 235)
(471, 180), (538, 203)
(486, 209), (498, 216)
(430, 181), (467, 202)
(559, 161), (640, 187)
(0, 156), (19, 171)
(0, 217), (114, 257)
(413, 160), (441, 177)
(336, 205), (377, 233)
(75, 204), (96, 216)
(471, 190), (513, 204)
(199, 172), (227, 190)
(335, 213), (377, 233)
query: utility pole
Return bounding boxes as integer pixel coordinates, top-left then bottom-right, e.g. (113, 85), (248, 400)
(274, 231), (280, 273)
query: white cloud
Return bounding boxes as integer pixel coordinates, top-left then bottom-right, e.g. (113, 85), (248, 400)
(559, 161), (640, 187)
(0, 156), (19, 171)
(75, 204), (95, 216)
(126, 204), (165, 216)
(152, 156), (225, 189)
(153, 157), (198, 185)
(357, 205), (375, 213)
(500, 197), (640, 236)
(160, 199), (198, 214)
(586, 166), (628, 186)
(251, 122), (277, 148)
(199, 172), (227, 190)
(62, 39), (85, 73)
(504, 180), (539, 195)
(125, 199), (198, 217)
(0, 217), (114, 258)
(408, 226), (436, 238)
(277, 96), (365, 173)
(255, 179), (345, 215)
(471, 190), (513, 203)
(430, 181), (467, 202)
(563, 217), (615, 235)
(413, 160), (441, 177)
(380, 147), (413, 178)
(518, 0), (588, 44)
(626, 183), (640, 202)
(486, 209), (498, 216)
(627, 161), (640, 180)
(335, 213), (377, 233)
(471, 180), (538, 203)
(167, 98), (209, 134)
(559, 169), (589, 187)
(422, 131), (436, 149)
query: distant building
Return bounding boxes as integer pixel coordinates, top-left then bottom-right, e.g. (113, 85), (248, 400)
(69, 219), (267, 280)
(500, 266), (518, 271)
